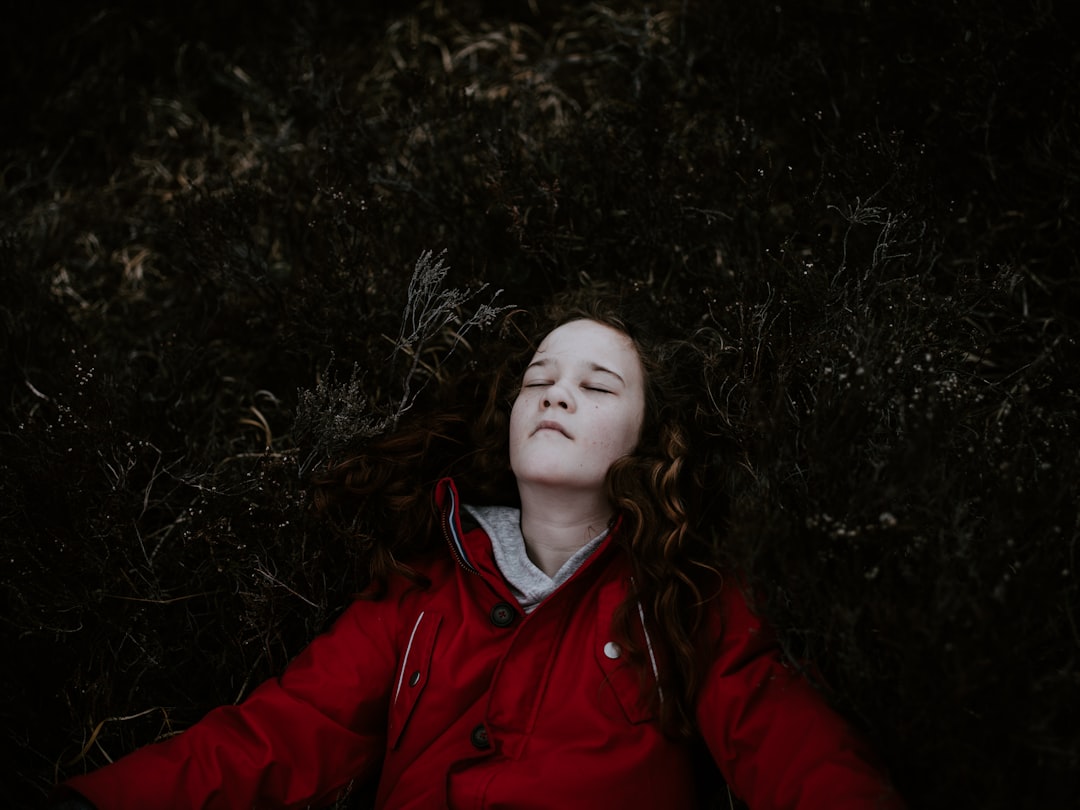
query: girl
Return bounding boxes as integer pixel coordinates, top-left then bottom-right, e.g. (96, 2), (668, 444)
(55, 293), (905, 809)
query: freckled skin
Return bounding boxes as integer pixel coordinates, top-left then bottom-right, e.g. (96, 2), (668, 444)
(509, 319), (646, 495)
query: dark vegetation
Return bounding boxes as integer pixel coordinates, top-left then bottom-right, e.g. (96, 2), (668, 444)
(2, 0), (1078, 806)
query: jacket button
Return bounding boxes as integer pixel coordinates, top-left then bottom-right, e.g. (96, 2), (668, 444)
(603, 641), (621, 659)
(470, 723), (491, 749)
(489, 602), (515, 628)
(408, 671), (420, 687)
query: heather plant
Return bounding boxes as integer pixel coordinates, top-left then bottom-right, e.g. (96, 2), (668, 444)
(2, 0), (1077, 807)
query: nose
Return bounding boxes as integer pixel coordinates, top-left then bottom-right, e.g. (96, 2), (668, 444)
(542, 381), (574, 411)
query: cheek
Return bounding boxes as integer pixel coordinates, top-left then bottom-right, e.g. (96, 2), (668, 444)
(508, 396), (531, 452)
(589, 408), (639, 457)
(508, 395), (526, 432)
(610, 407), (644, 456)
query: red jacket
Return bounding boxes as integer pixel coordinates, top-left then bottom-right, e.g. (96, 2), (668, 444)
(63, 479), (904, 809)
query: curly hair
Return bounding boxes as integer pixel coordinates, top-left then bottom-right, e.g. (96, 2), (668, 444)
(310, 287), (725, 738)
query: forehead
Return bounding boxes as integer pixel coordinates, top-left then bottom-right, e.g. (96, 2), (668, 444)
(533, 319), (642, 370)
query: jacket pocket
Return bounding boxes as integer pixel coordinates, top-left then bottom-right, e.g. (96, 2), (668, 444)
(388, 610), (442, 750)
(593, 582), (657, 725)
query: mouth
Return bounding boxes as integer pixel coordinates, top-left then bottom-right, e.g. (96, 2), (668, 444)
(534, 420), (571, 438)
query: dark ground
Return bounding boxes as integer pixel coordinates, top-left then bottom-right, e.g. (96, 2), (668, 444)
(2, 1), (1078, 807)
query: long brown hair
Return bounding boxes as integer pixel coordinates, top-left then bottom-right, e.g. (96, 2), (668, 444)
(310, 288), (723, 737)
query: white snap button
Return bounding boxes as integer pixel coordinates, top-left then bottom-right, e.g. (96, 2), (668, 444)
(603, 641), (621, 659)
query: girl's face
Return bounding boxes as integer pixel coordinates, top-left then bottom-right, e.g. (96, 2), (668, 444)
(509, 319), (646, 494)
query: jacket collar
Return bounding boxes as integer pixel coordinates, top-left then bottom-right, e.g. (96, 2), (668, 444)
(434, 477), (623, 581)
(434, 477), (480, 574)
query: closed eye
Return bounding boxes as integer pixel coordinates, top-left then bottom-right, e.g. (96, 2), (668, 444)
(584, 386), (613, 394)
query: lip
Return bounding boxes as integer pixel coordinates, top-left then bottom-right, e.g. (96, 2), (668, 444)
(534, 420), (571, 438)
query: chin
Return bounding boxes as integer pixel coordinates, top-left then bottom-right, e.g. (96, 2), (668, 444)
(517, 471), (603, 491)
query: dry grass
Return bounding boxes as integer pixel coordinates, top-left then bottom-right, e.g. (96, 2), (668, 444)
(2, 1), (1077, 806)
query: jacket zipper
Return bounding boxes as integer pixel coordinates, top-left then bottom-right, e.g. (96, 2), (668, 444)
(442, 504), (479, 574)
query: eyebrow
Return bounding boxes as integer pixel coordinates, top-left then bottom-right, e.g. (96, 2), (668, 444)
(526, 358), (626, 384)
